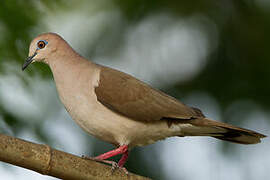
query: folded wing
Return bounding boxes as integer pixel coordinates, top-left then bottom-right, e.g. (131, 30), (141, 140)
(95, 66), (201, 122)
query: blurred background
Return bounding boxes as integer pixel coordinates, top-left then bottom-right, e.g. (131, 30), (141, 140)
(0, 0), (269, 179)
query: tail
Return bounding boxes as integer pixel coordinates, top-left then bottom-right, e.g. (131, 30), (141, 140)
(181, 118), (266, 144)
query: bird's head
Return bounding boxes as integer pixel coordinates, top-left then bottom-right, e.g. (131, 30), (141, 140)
(22, 33), (66, 70)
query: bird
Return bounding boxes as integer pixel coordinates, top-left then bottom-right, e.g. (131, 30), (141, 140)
(22, 32), (266, 173)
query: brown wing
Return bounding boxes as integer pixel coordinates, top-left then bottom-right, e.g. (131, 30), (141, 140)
(95, 65), (202, 122)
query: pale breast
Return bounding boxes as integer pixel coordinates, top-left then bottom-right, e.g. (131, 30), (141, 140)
(50, 61), (184, 147)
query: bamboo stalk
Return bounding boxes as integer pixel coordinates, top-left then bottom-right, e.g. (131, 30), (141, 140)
(0, 133), (151, 180)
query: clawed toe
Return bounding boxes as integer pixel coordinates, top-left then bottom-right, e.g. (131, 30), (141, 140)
(119, 167), (129, 175)
(111, 164), (129, 175)
(111, 161), (119, 171)
(82, 155), (129, 175)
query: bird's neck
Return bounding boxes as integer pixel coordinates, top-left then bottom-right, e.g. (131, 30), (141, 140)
(49, 50), (88, 81)
(47, 51), (98, 94)
(47, 51), (100, 114)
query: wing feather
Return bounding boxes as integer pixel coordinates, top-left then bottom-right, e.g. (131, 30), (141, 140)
(95, 66), (202, 122)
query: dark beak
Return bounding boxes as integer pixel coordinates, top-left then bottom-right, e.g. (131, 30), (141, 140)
(22, 52), (37, 71)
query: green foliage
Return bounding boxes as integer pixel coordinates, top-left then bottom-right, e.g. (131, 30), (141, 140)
(0, 1), (35, 70)
(114, 0), (270, 113)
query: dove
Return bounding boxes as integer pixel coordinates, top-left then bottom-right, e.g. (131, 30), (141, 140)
(22, 32), (266, 172)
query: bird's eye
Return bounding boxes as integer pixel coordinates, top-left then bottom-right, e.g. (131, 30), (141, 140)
(37, 40), (47, 49)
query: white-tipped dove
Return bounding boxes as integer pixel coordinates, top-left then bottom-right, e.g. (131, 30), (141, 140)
(22, 33), (266, 172)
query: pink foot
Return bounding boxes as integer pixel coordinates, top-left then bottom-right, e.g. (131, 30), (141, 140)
(118, 151), (129, 167)
(82, 145), (129, 174)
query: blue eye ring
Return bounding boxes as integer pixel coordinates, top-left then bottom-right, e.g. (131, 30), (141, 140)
(37, 40), (48, 50)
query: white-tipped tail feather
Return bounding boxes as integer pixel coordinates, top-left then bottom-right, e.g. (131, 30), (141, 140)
(179, 118), (266, 144)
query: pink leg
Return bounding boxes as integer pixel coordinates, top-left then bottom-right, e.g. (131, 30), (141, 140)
(118, 151), (129, 167)
(83, 145), (129, 174)
(94, 145), (128, 160)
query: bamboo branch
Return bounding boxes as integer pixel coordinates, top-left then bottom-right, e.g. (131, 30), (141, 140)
(0, 133), (151, 180)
